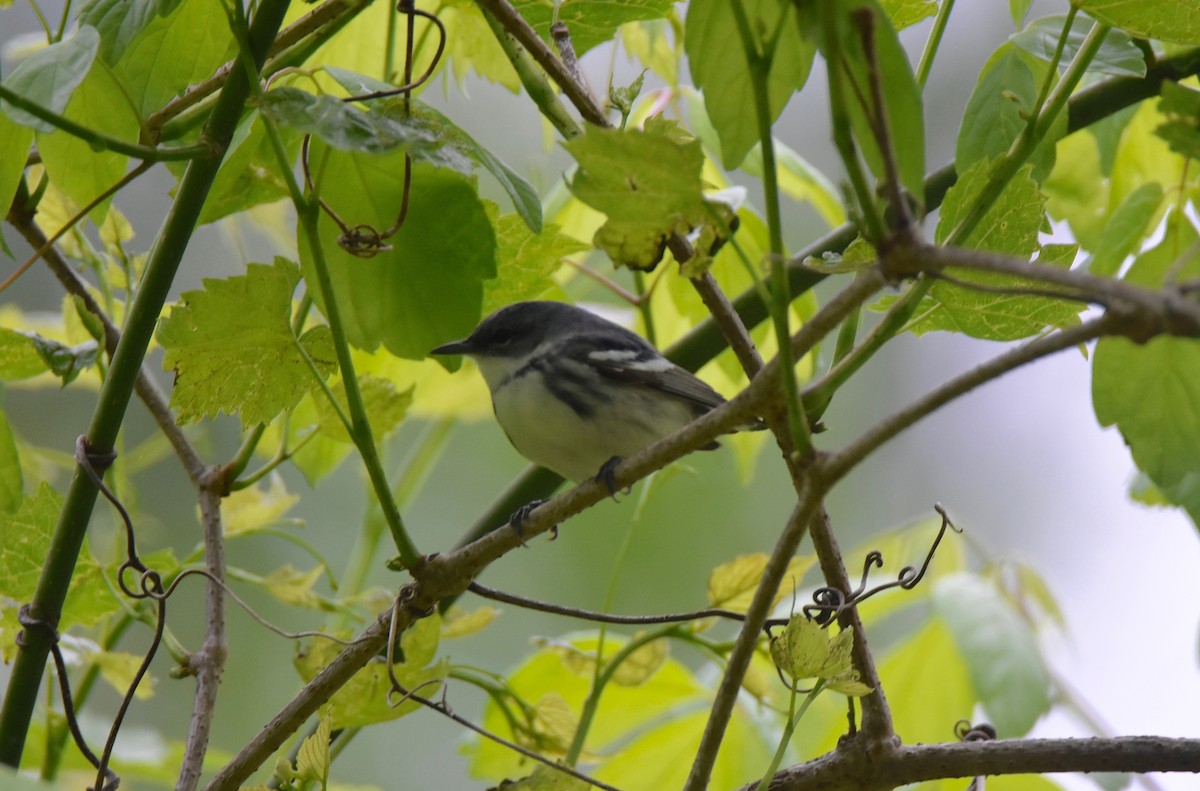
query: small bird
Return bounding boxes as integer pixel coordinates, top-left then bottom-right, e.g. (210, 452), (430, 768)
(430, 301), (763, 488)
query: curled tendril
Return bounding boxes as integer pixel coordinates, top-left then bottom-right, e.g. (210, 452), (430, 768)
(800, 503), (961, 626)
(955, 719), (998, 742)
(298, 0), (447, 256)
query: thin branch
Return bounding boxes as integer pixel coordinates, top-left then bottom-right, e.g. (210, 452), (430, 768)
(684, 491), (824, 791)
(468, 581), (748, 625)
(471, 0), (609, 126)
(145, 0), (373, 138)
(5, 210), (208, 483)
(177, 483), (228, 791)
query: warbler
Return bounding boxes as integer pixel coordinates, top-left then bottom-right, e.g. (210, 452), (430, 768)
(430, 301), (763, 487)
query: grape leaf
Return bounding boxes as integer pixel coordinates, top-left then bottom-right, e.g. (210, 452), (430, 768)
(0, 27), (99, 132)
(1076, 0), (1200, 45)
(158, 258), (337, 425)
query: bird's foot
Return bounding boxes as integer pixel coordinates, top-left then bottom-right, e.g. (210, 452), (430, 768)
(509, 498), (552, 540)
(595, 456), (631, 500)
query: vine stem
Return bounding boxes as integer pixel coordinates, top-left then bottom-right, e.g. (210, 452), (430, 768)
(0, 0), (294, 767)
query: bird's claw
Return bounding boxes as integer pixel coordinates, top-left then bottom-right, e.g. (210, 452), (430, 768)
(595, 456), (631, 500)
(509, 498), (551, 540)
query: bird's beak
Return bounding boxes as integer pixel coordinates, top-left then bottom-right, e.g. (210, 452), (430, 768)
(430, 338), (472, 356)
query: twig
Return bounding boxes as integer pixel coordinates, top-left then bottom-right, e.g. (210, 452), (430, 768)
(472, 0), (609, 126)
(684, 491), (824, 791)
(468, 581), (748, 625)
(177, 483), (228, 791)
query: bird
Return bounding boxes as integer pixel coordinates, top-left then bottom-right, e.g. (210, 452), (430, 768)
(429, 301), (763, 492)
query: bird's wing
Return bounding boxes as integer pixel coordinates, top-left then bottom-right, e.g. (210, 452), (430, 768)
(580, 342), (727, 412)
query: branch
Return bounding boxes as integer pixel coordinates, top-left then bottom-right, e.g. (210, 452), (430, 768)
(177, 482), (228, 791)
(145, 0), (373, 139)
(751, 735), (1200, 790)
(0, 0), (293, 765)
(471, 0), (609, 126)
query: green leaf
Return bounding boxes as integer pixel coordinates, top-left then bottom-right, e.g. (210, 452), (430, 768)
(0, 27), (100, 132)
(0, 483), (62, 602)
(910, 161), (1078, 340)
(880, 0), (937, 30)
(0, 412), (20, 514)
(197, 112), (299, 226)
(933, 574), (1051, 737)
(294, 615), (446, 728)
(1093, 215), (1200, 497)
(439, 3), (522, 91)
(564, 120), (707, 270)
(500, 765), (590, 790)
(302, 154), (496, 359)
(1043, 130), (1108, 250)
(223, 476), (300, 537)
(821, 0), (926, 202)
(1110, 97), (1189, 211)
(467, 632), (707, 780)
(295, 711), (331, 787)
(741, 138), (846, 229)
(0, 329), (49, 380)
(315, 374), (412, 441)
(956, 43), (1064, 182)
(1087, 182), (1164, 277)
(482, 208), (585, 315)
(158, 258), (337, 425)
(511, 0), (675, 57)
(706, 554), (813, 613)
(269, 85), (540, 231)
(110, 0), (233, 118)
(1094, 346), (1200, 493)
(1155, 82), (1200, 161)
(0, 115), (33, 223)
(1010, 15), (1147, 78)
(78, 0), (184, 63)
(21, 333), (98, 386)
(1009, 0), (1033, 27)
(36, 56), (139, 224)
(1076, 0), (1200, 45)
(685, 0), (814, 168)
(592, 707), (771, 790)
(935, 158), (1042, 254)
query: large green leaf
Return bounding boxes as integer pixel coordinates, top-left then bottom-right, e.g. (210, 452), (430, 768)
(1077, 0), (1200, 44)
(0, 412), (20, 515)
(1093, 214), (1200, 498)
(956, 43), (1064, 182)
(158, 258), (338, 425)
(0, 26), (100, 132)
(302, 153), (496, 358)
(36, 57), (139, 224)
(1086, 182), (1163, 277)
(481, 206), (585, 314)
(1010, 14), (1147, 78)
(0, 115), (33, 222)
(685, 0), (814, 169)
(111, 0), (234, 118)
(565, 120), (708, 270)
(933, 574), (1051, 737)
(812, 0), (926, 202)
(264, 87), (541, 231)
(77, 0), (184, 63)
(1155, 82), (1200, 161)
(902, 160), (1080, 340)
(511, 0), (675, 57)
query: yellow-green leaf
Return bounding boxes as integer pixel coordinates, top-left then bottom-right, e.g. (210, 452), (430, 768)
(706, 553), (814, 612)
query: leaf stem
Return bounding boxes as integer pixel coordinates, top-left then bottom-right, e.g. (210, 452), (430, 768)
(914, 0), (955, 90)
(0, 85), (210, 161)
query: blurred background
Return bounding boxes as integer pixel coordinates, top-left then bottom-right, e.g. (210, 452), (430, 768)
(1, 0), (1197, 789)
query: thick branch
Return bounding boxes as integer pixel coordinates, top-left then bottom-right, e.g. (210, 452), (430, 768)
(752, 735), (1200, 790)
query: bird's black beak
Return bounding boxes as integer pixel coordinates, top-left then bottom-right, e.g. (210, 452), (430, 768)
(430, 338), (472, 356)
